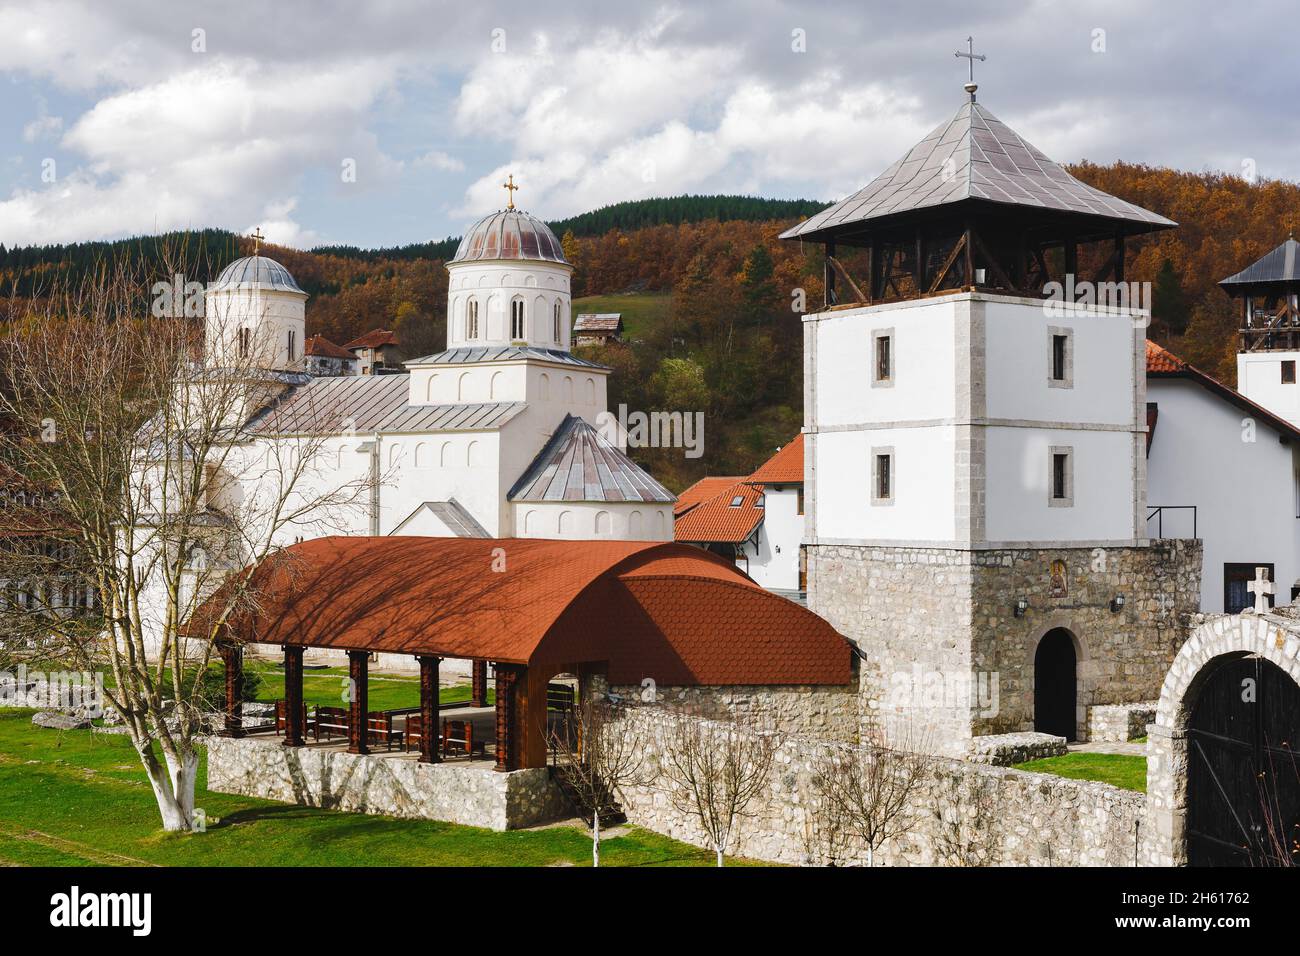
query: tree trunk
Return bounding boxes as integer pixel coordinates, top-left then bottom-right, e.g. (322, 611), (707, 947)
(716, 845), (725, 867)
(866, 845), (874, 868)
(592, 811), (601, 867)
(138, 747), (191, 832)
(166, 749), (200, 829)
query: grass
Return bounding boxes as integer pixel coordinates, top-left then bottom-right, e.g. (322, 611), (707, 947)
(243, 660), (492, 711)
(1013, 752), (1147, 792)
(571, 292), (671, 339)
(0, 710), (742, 867)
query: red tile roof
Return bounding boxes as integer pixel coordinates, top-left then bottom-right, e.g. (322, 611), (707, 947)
(673, 478), (765, 544)
(193, 536), (850, 686)
(1145, 340), (1185, 373)
(746, 434), (804, 484)
(344, 329), (399, 350)
(305, 335), (353, 360)
(674, 476), (745, 516)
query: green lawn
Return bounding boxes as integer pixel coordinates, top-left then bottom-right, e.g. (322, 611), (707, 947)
(0, 710), (737, 867)
(244, 660), (492, 711)
(571, 292), (671, 339)
(1013, 752), (1147, 792)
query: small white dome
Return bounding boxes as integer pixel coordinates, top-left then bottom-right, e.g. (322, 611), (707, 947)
(451, 209), (568, 265)
(211, 255), (305, 294)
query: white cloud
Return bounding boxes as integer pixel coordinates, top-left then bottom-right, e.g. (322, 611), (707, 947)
(413, 150), (465, 172)
(21, 113), (62, 143)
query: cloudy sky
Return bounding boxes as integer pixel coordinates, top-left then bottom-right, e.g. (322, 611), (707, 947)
(1, 0), (1296, 250)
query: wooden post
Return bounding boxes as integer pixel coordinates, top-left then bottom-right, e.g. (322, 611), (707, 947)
(1064, 230), (1078, 286)
(218, 640), (245, 738)
(963, 223), (974, 289)
(417, 655), (441, 764)
(494, 664), (523, 772)
(282, 645), (305, 748)
(347, 650), (369, 755)
(824, 240), (837, 308)
(471, 660), (488, 707)
(1115, 234), (1126, 286)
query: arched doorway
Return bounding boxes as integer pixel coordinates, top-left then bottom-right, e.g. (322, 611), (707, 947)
(1034, 628), (1077, 740)
(1187, 655), (1300, 866)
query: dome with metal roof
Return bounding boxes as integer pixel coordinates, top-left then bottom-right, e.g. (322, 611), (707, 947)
(451, 209), (568, 265)
(210, 255), (305, 294)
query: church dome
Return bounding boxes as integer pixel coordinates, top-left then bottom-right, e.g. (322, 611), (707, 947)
(451, 209), (568, 265)
(211, 255), (305, 294)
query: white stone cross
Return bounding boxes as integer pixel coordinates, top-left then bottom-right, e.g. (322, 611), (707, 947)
(1247, 566), (1274, 614)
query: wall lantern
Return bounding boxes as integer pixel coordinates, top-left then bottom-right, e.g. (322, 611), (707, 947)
(1110, 594), (1126, 613)
(1013, 598), (1029, 618)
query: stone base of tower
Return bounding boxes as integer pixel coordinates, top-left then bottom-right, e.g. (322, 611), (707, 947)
(807, 540), (1202, 757)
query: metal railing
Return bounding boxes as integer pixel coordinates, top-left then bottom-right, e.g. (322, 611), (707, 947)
(1147, 505), (1197, 540)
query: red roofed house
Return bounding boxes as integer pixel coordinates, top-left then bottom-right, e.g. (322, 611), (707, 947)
(1146, 339), (1300, 612)
(676, 434), (805, 597)
(304, 334), (358, 377)
(344, 328), (404, 374)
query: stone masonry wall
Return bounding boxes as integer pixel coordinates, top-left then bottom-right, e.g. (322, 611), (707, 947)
(808, 540), (1201, 754)
(609, 681), (861, 745)
(205, 736), (569, 831)
(604, 706), (1153, 867)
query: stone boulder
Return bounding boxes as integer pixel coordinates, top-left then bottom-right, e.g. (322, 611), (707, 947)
(32, 711), (91, 731)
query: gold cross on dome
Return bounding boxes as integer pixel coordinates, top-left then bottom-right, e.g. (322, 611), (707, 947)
(250, 226), (265, 256)
(502, 174), (519, 210)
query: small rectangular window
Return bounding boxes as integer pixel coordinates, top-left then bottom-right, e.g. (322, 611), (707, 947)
(729, 495), (744, 507)
(1283, 360), (1296, 384)
(796, 486), (805, 516)
(287, 330), (296, 360)
(1048, 445), (1073, 507)
(1047, 327), (1073, 388)
(872, 448), (894, 505)
(872, 329), (894, 387)
(1051, 335), (1067, 380)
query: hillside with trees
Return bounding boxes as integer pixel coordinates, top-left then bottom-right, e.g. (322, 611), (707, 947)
(1, 168), (1296, 487)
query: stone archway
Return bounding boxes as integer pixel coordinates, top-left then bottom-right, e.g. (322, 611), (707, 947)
(1034, 628), (1078, 739)
(1025, 619), (1089, 740)
(1147, 615), (1300, 866)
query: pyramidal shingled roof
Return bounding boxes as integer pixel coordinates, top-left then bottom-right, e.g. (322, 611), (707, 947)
(781, 99), (1175, 242)
(509, 414), (675, 503)
(1220, 238), (1300, 288)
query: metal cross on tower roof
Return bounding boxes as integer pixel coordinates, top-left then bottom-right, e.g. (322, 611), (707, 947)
(955, 36), (986, 101)
(502, 174), (519, 210)
(250, 226), (265, 256)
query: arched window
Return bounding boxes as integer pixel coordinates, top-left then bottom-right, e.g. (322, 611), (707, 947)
(539, 373), (550, 401)
(490, 371), (503, 400)
(510, 298), (525, 341)
(440, 441), (453, 467)
(467, 440), (479, 467)
(558, 510), (572, 534)
(595, 511), (611, 535)
(585, 378), (595, 404)
(562, 376), (574, 402)
(414, 442), (429, 468)
(425, 374), (438, 403)
(458, 371), (471, 401)
(629, 510), (643, 537)
(467, 299), (480, 340)
(553, 300), (562, 342)
(523, 510), (536, 534)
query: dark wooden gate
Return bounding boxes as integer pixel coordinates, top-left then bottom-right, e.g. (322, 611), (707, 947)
(1033, 628), (1077, 741)
(1187, 655), (1300, 866)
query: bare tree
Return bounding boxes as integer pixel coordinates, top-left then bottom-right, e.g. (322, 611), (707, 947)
(660, 713), (776, 866)
(0, 246), (371, 831)
(545, 692), (645, 866)
(812, 732), (930, 867)
(929, 770), (1000, 866)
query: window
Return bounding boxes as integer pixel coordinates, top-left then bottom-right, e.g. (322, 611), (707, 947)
(1224, 563), (1274, 614)
(1047, 327), (1073, 388)
(1049, 446), (1073, 507)
(871, 448), (894, 505)
(1283, 360), (1296, 384)
(238, 327), (251, 357)
(287, 329), (297, 360)
(796, 486), (805, 516)
(467, 299), (479, 339)
(755, 494), (765, 509)
(872, 329), (894, 387)
(510, 299), (525, 340)
(729, 495), (744, 507)
(553, 301), (562, 342)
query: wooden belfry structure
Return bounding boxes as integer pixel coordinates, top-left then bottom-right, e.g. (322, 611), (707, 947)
(780, 42), (1175, 308)
(1220, 235), (1300, 352)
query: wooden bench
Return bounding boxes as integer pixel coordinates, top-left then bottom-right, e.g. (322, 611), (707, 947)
(365, 711), (403, 751)
(274, 700), (312, 737)
(442, 718), (486, 760)
(314, 705), (350, 742)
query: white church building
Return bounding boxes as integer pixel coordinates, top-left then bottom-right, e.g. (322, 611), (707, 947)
(138, 199), (675, 664)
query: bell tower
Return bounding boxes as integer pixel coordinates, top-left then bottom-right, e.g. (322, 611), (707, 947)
(1224, 236), (1300, 426)
(785, 57), (1200, 756)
